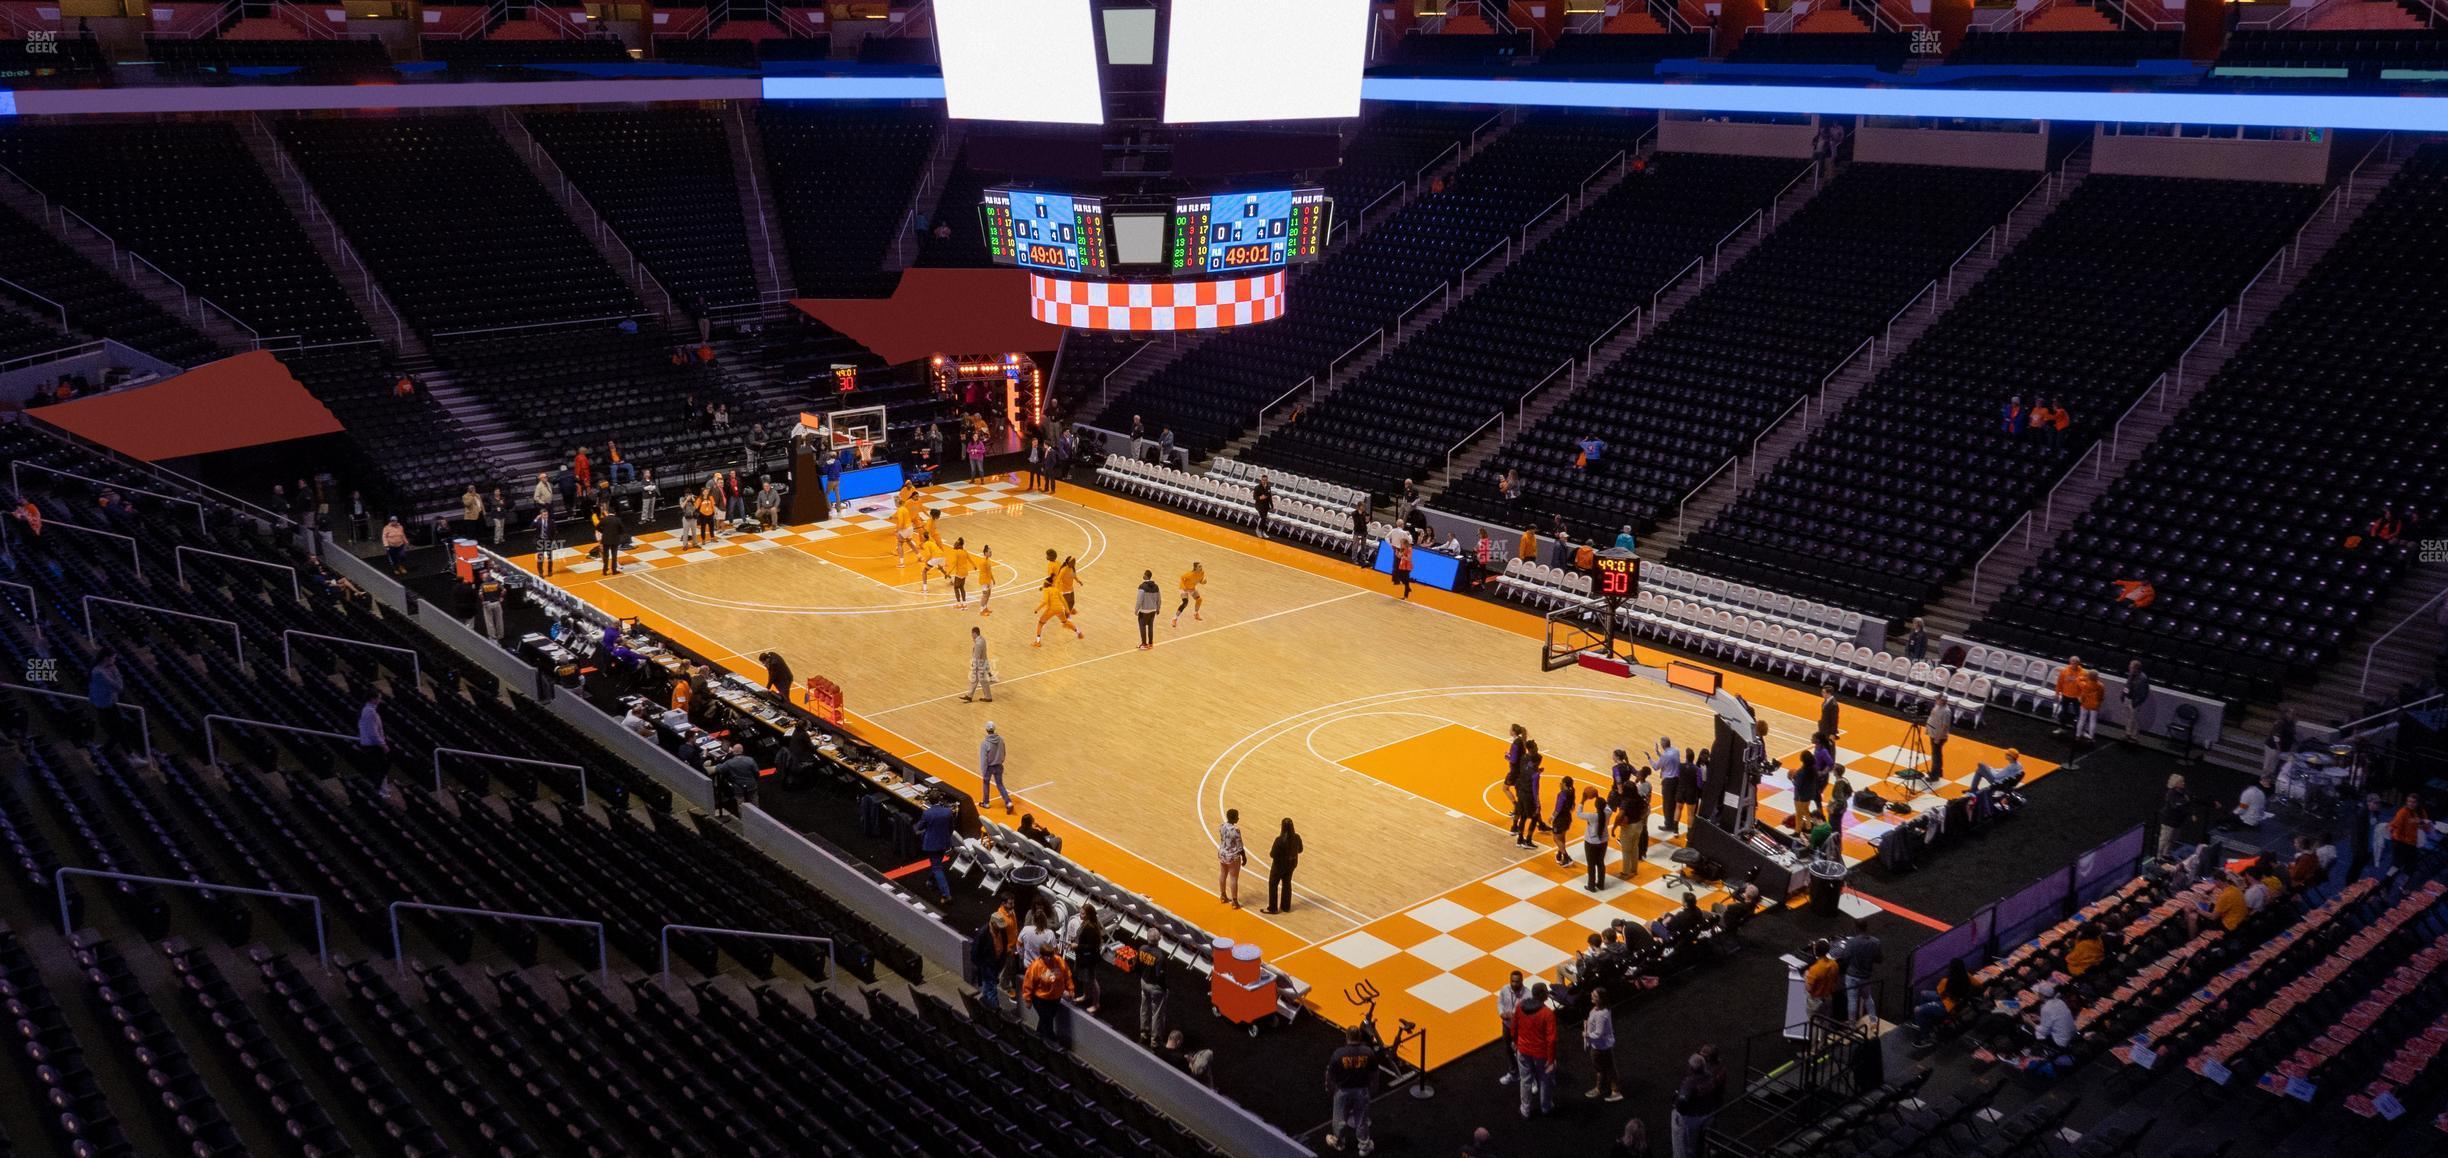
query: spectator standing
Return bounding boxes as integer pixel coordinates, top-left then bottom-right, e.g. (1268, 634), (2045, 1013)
(346, 489), (369, 543)
(1252, 475), (1274, 540)
(2122, 659), (2152, 740)
(1670, 1049), (1725, 1158)
(572, 447), (592, 495)
(1136, 934), (1169, 1046)
(1063, 902), (1103, 1013)
(1617, 763), (1652, 877)
(969, 914), (1005, 1013)
(638, 470), (659, 524)
(918, 793), (956, 905)
(2052, 656), (2088, 734)
(379, 517), (409, 576)
(356, 691), (387, 753)
(975, 719), (1010, 810)
(1817, 684), (1841, 741)
(488, 487), (508, 544)
(1495, 971), (1528, 1086)
(478, 566), (506, 641)
(2388, 793), (2430, 875)
(87, 650), (125, 745)
(1903, 618), (1926, 662)
(1264, 818), (1303, 913)
(1023, 944), (1072, 1044)
(1514, 982), (1557, 1118)
(1832, 919), (1882, 1022)
(1135, 570), (1162, 650)
(596, 505), (625, 575)
(2157, 774), (2189, 857)
(2074, 667), (2103, 741)
(1924, 693), (1950, 780)
(1325, 1026), (1377, 1155)
(1803, 940), (1840, 1020)
(2264, 707), (2298, 776)
(1583, 987), (1620, 1101)
(1216, 809), (1247, 907)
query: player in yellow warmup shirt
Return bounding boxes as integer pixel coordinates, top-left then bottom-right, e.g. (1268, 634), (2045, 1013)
(945, 537), (976, 607)
(1034, 580), (1081, 646)
(916, 531), (950, 592)
(892, 500), (921, 564)
(1054, 554), (1082, 613)
(1172, 562), (1206, 628)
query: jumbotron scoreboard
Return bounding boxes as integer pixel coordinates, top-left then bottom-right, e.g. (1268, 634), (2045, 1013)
(1171, 189), (1330, 274)
(981, 188), (1111, 275)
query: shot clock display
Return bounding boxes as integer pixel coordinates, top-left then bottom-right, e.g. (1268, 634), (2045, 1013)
(1172, 188), (1330, 274)
(981, 187), (1110, 274)
(1593, 550), (1642, 600)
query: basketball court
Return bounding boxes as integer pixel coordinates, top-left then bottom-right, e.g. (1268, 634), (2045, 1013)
(510, 476), (2053, 1061)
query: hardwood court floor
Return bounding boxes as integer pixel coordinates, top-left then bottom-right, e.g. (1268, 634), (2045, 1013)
(520, 476), (2051, 1062)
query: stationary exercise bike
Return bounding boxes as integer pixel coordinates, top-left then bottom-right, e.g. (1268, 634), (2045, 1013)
(1345, 981), (1435, 1099)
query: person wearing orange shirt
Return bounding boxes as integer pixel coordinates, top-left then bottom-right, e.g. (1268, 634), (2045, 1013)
(1172, 562), (1206, 627)
(892, 500), (921, 564)
(1034, 581), (1081, 647)
(1055, 554), (1082, 614)
(976, 544), (997, 616)
(945, 538), (977, 607)
(572, 447), (592, 494)
(2052, 656), (2088, 736)
(916, 528), (951, 592)
(605, 439), (633, 485)
(1518, 526), (1538, 563)
(2388, 792), (2430, 873)
(2074, 667), (2105, 741)
(1390, 538), (1414, 600)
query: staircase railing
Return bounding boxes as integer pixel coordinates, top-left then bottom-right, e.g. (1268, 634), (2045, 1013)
(1398, 283), (1449, 331)
(0, 276), (69, 329)
(1881, 279), (1936, 358)
(275, 1), (346, 39)
(533, 3), (591, 39)
(2359, 589), (2448, 694)
(1331, 328), (1388, 386)
(1479, 0), (1521, 36)
(2171, 306), (2230, 388)
(1577, 150), (1627, 209)
(1584, 305), (1639, 368)
(14, 179), (264, 351)
(1520, 194), (1570, 249)
(1097, 338), (1156, 413)
(246, 116), (409, 348)
(500, 112), (679, 320)
(1710, 208), (1762, 278)
(1258, 375), (1317, 434)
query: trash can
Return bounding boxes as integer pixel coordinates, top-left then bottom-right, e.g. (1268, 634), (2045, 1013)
(1809, 860), (1848, 917)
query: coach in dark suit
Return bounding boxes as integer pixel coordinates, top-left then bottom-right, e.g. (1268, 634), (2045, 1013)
(1817, 684), (1840, 740)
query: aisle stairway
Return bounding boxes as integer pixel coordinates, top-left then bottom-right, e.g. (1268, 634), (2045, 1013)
(1917, 154), (2403, 647)
(1644, 148), (2093, 557)
(239, 115), (424, 359)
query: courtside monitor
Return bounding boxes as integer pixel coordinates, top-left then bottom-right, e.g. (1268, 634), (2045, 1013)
(936, 0), (1106, 125)
(1163, 0), (1370, 124)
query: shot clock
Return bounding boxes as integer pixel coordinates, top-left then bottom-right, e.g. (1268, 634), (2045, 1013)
(1593, 548), (1641, 602)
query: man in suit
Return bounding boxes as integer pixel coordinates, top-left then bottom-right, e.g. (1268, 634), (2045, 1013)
(1817, 684), (1841, 741)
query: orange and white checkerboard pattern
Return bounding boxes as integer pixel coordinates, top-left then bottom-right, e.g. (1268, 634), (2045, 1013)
(1029, 271), (1285, 331)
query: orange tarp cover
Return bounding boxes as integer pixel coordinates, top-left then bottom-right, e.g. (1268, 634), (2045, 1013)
(793, 268), (1064, 364)
(34, 350), (342, 461)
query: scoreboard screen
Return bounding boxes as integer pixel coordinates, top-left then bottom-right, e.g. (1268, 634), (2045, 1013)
(1170, 188), (1330, 275)
(981, 188), (1110, 275)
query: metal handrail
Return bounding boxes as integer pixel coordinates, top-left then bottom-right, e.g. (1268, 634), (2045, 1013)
(2330, 692), (2447, 742)
(1519, 358), (1573, 415)
(1448, 413), (1502, 475)
(2237, 243), (2287, 319)
(1945, 227), (1995, 301)
(2358, 586), (2448, 694)
(1767, 161), (1814, 226)
(390, 901), (606, 986)
(1586, 306), (1639, 368)
(1415, 141), (1461, 191)
(1522, 194), (1569, 248)
(287, 630), (420, 682)
(0, 341), (100, 375)
(660, 924), (832, 991)
(1711, 209), (1762, 278)
(1462, 237), (1511, 284)
(2173, 306), (2230, 387)
(1883, 280), (1937, 356)
(1653, 256), (1702, 319)
(1467, 111), (1504, 153)
(16, 415), (293, 529)
(1332, 330), (1386, 387)
(1398, 284), (1448, 331)
(42, 519), (141, 575)
(57, 868), (325, 967)
(84, 596), (243, 666)
(13, 460), (208, 533)
(1097, 339), (1156, 412)
(432, 747), (585, 798)
(3, 684), (147, 763)
(1358, 182), (1404, 228)
(507, 113), (680, 320)
(1677, 455), (1737, 530)
(1257, 375), (1316, 431)
(431, 313), (648, 340)
(1967, 511), (2033, 608)
(1578, 150), (1626, 209)
(172, 545), (292, 588)
(0, 274), (69, 328)
(202, 714), (355, 767)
